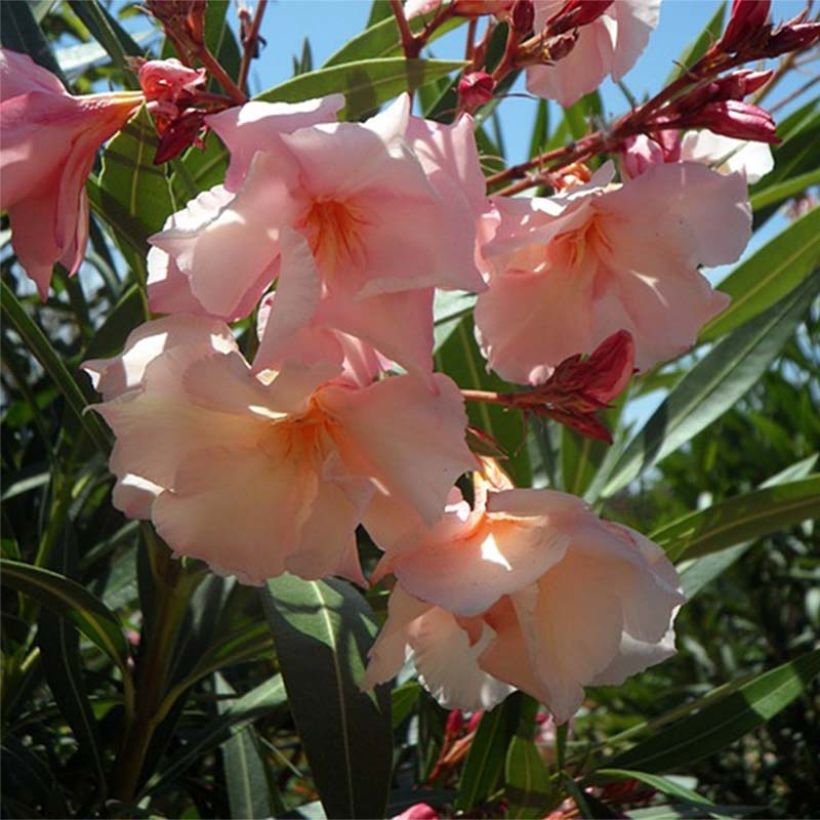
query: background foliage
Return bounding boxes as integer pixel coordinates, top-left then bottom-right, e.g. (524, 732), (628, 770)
(1, 1), (818, 818)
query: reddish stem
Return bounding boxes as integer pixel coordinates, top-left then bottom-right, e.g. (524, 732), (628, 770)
(238, 0), (268, 93)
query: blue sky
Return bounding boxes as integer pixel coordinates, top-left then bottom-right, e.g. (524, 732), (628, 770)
(246, 0), (812, 166)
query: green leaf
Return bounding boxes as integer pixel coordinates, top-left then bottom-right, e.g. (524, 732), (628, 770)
(1, 737), (69, 818)
(142, 675), (287, 797)
(593, 270), (820, 500)
(67, 0), (142, 82)
(435, 315), (531, 486)
(205, 1), (242, 84)
(701, 207), (820, 341)
(324, 13), (463, 67)
(0, 281), (111, 454)
(504, 736), (551, 819)
(667, 2), (726, 81)
(257, 57), (467, 120)
(456, 695), (521, 811)
(651, 475), (820, 562)
(0, 559), (130, 676)
(590, 770), (715, 813)
(0, 0), (67, 81)
(217, 675), (276, 820)
(261, 575), (392, 819)
(37, 533), (107, 800)
(528, 100), (550, 159)
(679, 454), (818, 598)
(99, 107), (174, 241)
(749, 168), (820, 212)
(392, 681), (422, 729)
(607, 650), (820, 772)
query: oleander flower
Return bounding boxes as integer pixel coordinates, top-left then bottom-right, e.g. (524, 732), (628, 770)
(680, 129), (774, 183)
(363, 472), (683, 720)
(526, 0), (661, 108)
(87, 305), (476, 585)
(0, 48), (142, 297)
(474, 161), (751, 383)
(147, 95), (487, 380)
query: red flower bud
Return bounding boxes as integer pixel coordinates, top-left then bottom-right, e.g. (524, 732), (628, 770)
(765, 16), (820, 56)
(719, 0), (770, 52)
(679, 100), (780, 144)
(453, 0), (513, 17)
(458, 71), (495, 111)
(445, 709), (465, 736)
(154, 109), (207, 163)
(512, 0), (535, 33)
(548, 0), (613, 36)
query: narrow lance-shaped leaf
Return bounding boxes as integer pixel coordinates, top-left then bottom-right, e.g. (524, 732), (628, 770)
(591, 269), (820, 500)
(142, 674), (287, 797)
(0, 281), (111, 454)
(700, 206), (820, 341)
(607, 650), (820, 772)
(216, 674), (277, 820)
(0, 559), (130, 676)
(680, 454), (818, 598)
(261, 575), (392, 820)
(652, 474), (820, 562)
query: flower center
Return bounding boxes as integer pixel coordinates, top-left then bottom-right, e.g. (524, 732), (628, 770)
(259, 399), (336, 465)
(300, 197), (370, 272)
(551, 212), (614, 272)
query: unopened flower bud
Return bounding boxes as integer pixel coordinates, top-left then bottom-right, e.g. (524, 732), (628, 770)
(620, 134), (666, 179)
(548, 0), (613, 36)
(512, 0), (535, 33)
(543, 30), (579, 62)
(719, 0), (770, 52)
(145, 0), (206, 62)
(138, 58), (206, 104)
(154, 109), (207, 163)
(453, 0), (513, 17)
(445, 709), (465, 736)
(679, 100), (779, 144)
(458, 71), (494, 111)
(765, 15), (820, 56)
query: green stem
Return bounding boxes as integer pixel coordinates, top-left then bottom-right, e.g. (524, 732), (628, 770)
(110, 532), (199, 803)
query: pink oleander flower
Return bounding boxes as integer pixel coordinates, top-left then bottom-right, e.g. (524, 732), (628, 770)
(392, 803), (439, 820)
(526, 0), (661, 107)
(474, 161), (751, 383)
(363, 472), (683, 721)
(85, 311), (475, 585)
(680, 129), (774, 184)
(0, 48), (142, 298)
(148, 95), (487, 381)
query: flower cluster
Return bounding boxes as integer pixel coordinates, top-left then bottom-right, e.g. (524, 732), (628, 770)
(1, 0), (803, 721)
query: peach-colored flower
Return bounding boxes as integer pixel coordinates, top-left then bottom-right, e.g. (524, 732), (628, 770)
(474, 161), (751, 383)
(87, 314), (476, 585)
(363, 474), (683, 720)
(526, 0), (661, 107)
(0, 48), (142, 297)
(147, 96), (487, 380)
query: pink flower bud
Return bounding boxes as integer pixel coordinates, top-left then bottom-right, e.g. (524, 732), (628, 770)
(453, 0), (514, 17)
(719, 0), (770, 52)
(620, 134), (666, 179)
(458, 71), (495, 111)
(138, 58), (206, 105)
